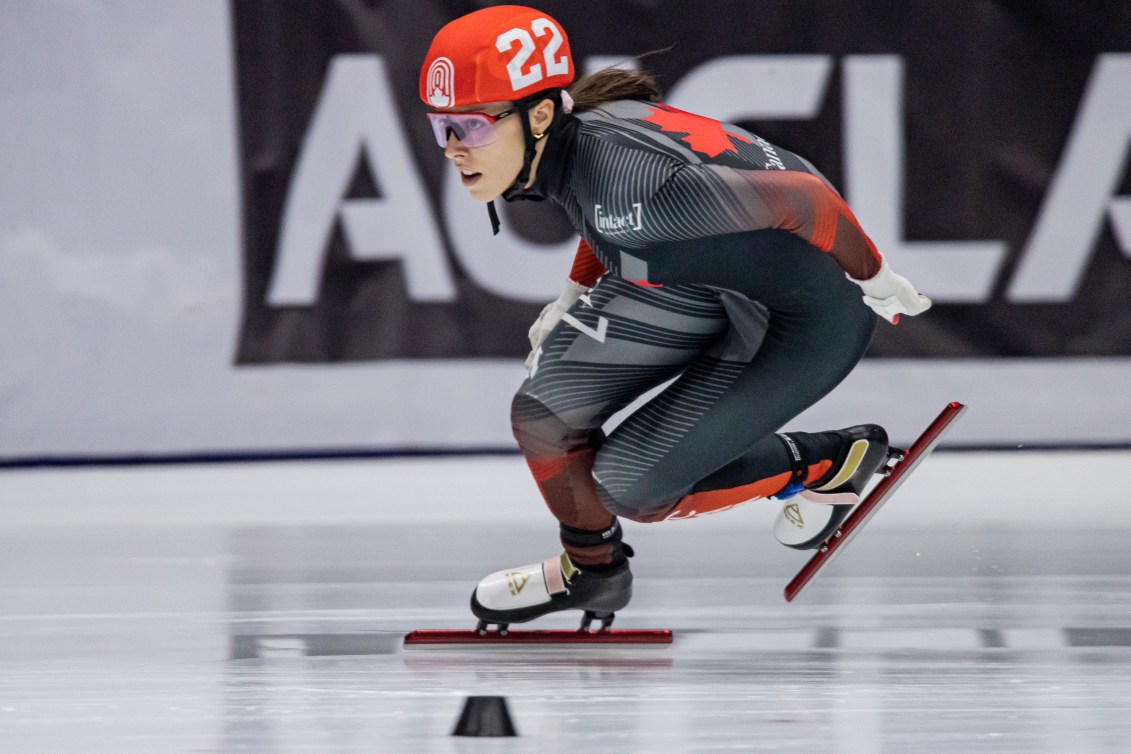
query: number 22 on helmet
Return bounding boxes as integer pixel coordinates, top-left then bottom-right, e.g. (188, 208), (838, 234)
(419, 5), (575, 114)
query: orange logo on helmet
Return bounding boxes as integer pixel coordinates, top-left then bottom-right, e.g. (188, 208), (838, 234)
(426, 57), (454, 108)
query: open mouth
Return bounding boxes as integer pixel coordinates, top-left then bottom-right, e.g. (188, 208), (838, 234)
(460, 169), (482, 187)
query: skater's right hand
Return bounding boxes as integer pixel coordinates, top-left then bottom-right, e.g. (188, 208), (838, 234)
(848, 259), (932, 324)
(525, 278), (588, 375)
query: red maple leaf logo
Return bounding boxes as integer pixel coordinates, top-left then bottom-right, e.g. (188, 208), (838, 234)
(642, 105), (752, 157)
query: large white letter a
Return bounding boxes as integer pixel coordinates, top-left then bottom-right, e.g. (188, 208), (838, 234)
(1010, 54), (1131, 302)
(267, 55), (454, 305)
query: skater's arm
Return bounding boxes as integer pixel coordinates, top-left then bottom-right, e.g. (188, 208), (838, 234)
(569, 238), (606, 288)
(638, 164), (930, 322)
(645, 164), (883, 279)
(525, 239), (602, 375)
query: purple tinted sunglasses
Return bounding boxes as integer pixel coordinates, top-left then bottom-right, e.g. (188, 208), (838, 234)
(426, 108), (517, 148)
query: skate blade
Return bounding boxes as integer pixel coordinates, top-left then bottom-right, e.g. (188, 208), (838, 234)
(403, 629), (672, 647)
(784, 401), (967, 603)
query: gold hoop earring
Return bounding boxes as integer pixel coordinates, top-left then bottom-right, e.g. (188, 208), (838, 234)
(532, 131), (546, 140)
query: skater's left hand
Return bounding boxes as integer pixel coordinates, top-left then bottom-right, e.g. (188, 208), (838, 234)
(849, 260), (932, 324)
(525, 278), (588, 375)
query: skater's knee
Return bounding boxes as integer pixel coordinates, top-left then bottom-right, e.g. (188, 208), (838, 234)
(511, 392), (590, 458)
(510, 392), (542, 437)
(593, 472), (676, 523)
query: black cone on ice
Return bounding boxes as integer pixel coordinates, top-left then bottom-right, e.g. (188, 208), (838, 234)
(451, 695), (518, 737)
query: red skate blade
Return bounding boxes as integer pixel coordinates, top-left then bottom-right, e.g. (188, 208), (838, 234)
(784, 401), (967, 603)
(403, 629), (672, 647)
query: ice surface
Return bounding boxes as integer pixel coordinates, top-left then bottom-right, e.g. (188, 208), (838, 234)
(2, 454), (1130, 752)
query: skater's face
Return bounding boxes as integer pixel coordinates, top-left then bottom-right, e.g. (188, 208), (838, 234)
(435, 99), (555, 202)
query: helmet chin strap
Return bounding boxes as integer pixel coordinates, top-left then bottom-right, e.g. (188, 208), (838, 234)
(487, 96), (548, 235)
(487, 200), (501, 236)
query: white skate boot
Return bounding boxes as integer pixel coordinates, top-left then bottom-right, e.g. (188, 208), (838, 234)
(470, 550), (633, 634)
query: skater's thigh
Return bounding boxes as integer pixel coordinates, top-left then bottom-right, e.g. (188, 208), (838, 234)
(592, 294), (874, 518)
(514, 277), (730, 434)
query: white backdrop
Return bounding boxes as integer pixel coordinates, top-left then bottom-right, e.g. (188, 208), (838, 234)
(2, 1), (1129, 462)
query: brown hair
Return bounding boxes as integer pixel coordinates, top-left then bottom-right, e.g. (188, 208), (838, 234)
(567, 67), (663, 112)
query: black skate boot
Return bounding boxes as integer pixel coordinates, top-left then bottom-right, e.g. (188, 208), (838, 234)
(774, 425), (891, 550)
(470, 521), (633, 633)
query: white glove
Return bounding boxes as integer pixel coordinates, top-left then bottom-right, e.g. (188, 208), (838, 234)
(524, 278), (588, 375)
(848, 259), (932, 324)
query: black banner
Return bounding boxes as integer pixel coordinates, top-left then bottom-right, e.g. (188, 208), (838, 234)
(232, 0), (1131, 363)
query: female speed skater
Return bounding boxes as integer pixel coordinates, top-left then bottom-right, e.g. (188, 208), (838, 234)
(419, 6), (931, 630)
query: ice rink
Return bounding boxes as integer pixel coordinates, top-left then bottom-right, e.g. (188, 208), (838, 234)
(3, 451), (1131, 753)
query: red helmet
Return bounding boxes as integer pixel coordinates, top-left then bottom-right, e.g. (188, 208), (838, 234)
(420, 5), (575, 109)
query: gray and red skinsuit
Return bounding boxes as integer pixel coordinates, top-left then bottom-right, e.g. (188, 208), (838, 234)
(509, 100), (881, 566)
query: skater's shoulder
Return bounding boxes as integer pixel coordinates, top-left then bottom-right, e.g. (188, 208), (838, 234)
(568, 102), (685, 195)
(574, 98), (658, 127)
(573, 100), (683, 161)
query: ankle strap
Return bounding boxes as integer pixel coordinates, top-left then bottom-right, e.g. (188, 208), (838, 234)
(777, 433), (808, 489)
(559, 520), (622, 549)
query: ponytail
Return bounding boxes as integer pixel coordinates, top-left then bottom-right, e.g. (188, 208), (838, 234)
(567, 67), (663, 112)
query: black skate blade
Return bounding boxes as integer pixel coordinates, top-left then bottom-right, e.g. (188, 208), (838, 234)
(403, 629), (672, 647)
